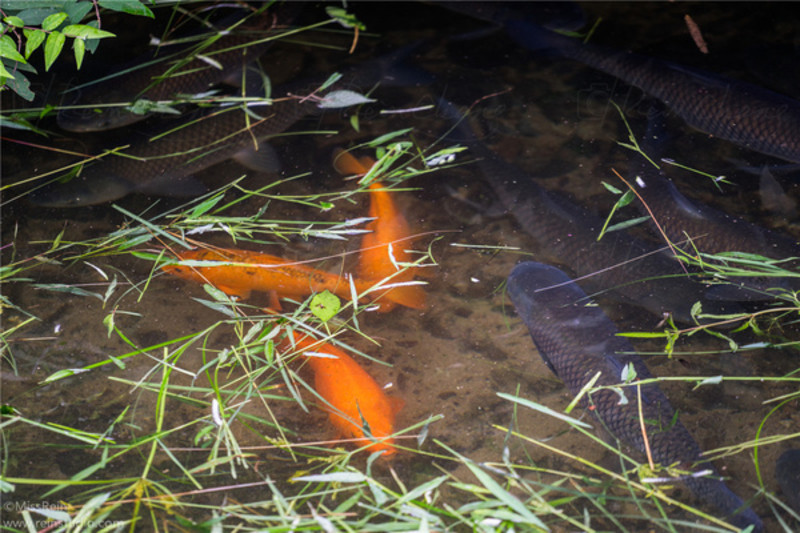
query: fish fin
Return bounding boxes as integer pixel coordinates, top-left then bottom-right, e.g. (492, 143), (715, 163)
(389, 396), (405, 415)
(760, 165), (797, 218)
(216, 284), (252, 300)
(379, 283), (426, 312)
(503, 19), (568, 54)
(333, 148), (371, 175)
(704, 283), (785, 302)
(138, 175), (207, 197)
(233, 142), (281, 173)
(29, 173), (135, 207)
(266, 290), (283, 311)
(359, 155), (376, 170)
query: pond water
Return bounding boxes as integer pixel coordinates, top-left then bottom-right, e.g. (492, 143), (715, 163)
(2, 2), (799, 532)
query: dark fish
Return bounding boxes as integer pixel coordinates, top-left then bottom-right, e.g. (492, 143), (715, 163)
(33, 45), (423, 207)
(57, 7), (288, 132)
(34, 87), (313, 206)
(507, 260), (762, 532)
(776, 449), (800, 515)
(441, 99), (730, 323)
(628, 115), (800, 299)
(631, 157), (800, 259)
(504, 20), (800, 164)
(436, 2), (586, 33)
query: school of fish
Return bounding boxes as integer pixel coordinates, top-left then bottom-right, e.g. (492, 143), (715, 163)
(161, 147), (424, 455)
(16, 2), (800, 529)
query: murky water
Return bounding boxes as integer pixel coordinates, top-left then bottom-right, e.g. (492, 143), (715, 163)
(3, 2), (800, 531)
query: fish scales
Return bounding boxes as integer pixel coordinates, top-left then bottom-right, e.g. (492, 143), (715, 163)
(38, 41), (418, 207)
(507, 261), (762, 532)
(442, 100), (721, 323)
(57, 8), (290, 132)
(35, 86), (321, 206)
(505, 22), (800, 163)
(631, 157), (800, 259)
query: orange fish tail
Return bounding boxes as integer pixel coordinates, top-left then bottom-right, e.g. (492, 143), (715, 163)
(283, 330), (399, 455)
(333, 148), (373, 176)
(377, 283), (426, 312)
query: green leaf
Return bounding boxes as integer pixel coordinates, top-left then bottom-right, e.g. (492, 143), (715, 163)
(72, 36), (84, 68)
(318, 89), (376, 109)
(41, 12), (68, 32)
(498, 392), (593, 429)
(618, 189), (635, 207)
(3, 16), (24, 27)
(43, 368), (90, 383)
(62, 24), (115, 40)
(98, 0), (154, 18)
(44, 30), (65, 71)
(367, 128), (413, 147)
(33, 283), (102, 300)
(0, 35), (26, 64)
(1, 66), (34, 101)
(310, 290), (340, 322)
(604, 215), (650, 233)
(325, 7), (366, 31)
(64, 1), (93, 24)
(23, 28), (46, 59)
(188, 194), (223, 218)
(0, 60), (16, 81)
(601, 181), (623, 195)
(292, 472), (366, 483)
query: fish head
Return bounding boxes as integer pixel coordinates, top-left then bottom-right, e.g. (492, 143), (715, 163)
(57, 104), (144, 133)
(57, 84), (147, 133)
(29, 173), (134, 207)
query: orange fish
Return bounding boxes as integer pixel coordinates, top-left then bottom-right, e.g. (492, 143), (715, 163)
(162, 248), (418, 311)
(333, 149), (426, 312)
(280, 329), (401, 455)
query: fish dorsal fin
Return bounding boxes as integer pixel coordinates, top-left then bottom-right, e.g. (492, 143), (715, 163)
(233, 141), (282, 173)
(389, 396), (405, 415)
(333, 148), (372, 176)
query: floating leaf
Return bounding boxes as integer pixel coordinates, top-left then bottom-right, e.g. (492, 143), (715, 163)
(310, 290), (340, 322)
(325, 7), (366, 31)
(292, 472), (366, 483)
(604, 215), (650, 234)
(318, 89), (375, 109)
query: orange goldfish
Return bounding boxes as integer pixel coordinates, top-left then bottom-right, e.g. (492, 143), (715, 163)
(333, 149), (426, 312)
(162, 248), (418, 311)
(280, 329), (401, 455)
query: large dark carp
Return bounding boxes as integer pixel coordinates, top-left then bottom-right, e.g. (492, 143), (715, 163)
(32, 43), (420, 207)
(504, 21), (800, 164)
(631, 157), (800, 261)
(776, 449), (800, 515)
(441, 99), (729, 323)
(33, 82), (325, 206)
(507, 260), (762, 531)
(57, 7), (290, 132)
